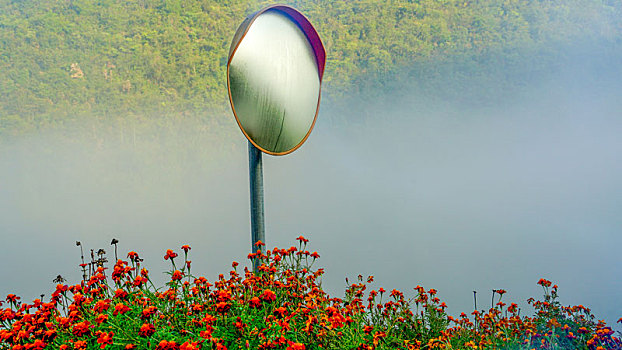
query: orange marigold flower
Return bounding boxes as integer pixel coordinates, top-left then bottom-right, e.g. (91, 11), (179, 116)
(127, 251), (139, 261)
(114, 289), (128, 299)
(363, 325), (374, 335)
(296, 235), (309, 243)
(113, 302), (130, 315)
(96, 331), (114, 349)
(202, 314), (217, 324)
(287, 341), (306, 350)
(273, 306), (287, 318)
(390, 289), (403, 298)
(155, 340), (177, 350)
(260, 289), (276, 303)
(6, 294), (20, 303)
(171, 270), (183, 281)
(72, 321), (91, 337)
(216, 290), (232, 302)
(93, 299), (111, 313)
(180, 341), (199, 350)
(538, 278), (552, 287)
(181, 245), (191, 253)
(74, 340), (88, 350)
(139, 323), (156, 337)
(164, 249), (178, 260)
(133, 275), (147, 287)
(216, 302), (230, 314)
(249, 296), (262, 308)
(95, 314), (108, 325)
(200, 329), (213, 339)
(125, 345), (137, 350)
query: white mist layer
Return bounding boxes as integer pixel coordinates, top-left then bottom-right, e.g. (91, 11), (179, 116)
(1, 46), (621, 332)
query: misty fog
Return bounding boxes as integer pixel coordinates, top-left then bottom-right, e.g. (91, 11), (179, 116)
(1, 43), (621, 331)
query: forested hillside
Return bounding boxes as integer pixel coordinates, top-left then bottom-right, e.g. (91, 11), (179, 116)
(1, 0), (620, 135)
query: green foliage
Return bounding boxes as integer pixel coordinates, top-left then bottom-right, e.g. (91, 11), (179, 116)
(0, 0), (621, 136)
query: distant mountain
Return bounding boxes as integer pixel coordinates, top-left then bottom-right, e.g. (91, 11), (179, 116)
(1, 0), (620, 134)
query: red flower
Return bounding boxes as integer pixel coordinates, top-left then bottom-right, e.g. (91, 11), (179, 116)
(216, 302), (230, 314)
(180, 341), (199, 350)
(114, 289), (128, 299)
(133, 276), (147, 287)
(249, 296), (261, 308)
(95, 314), (109, 324)
(273, 306), (288, 318)
(6, 294), (20, 303)
(96, 331), (114, 349)
(93, 299), (111, 313)
(538, 278), (552, 287)
(171, 270), (183, 281)
(296, 235), (309, 243)
(156, 340), (178, 350)
(181, 245), (191, 253)
(30, 339), (47, 350)
(215, 290), (232, 302)
(139, 323), (156, 337)
(260, 289), (276, 303)
(72, 321), (92, 337)
(74, 340), (88, 350)
(125, 345), (137, 350)
(164, 249), (178, 260)
(113, 302), (130, 315)
(127, 251), (139, 261)
(43, 329), (57, 342)
(287, 341), (306, 350)
(142, 306), (158, 319)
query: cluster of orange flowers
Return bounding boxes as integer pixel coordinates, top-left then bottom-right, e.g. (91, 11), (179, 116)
(0, 236), (620, 349)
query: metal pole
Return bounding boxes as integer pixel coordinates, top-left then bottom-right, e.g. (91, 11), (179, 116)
(248, 142), (265, 272)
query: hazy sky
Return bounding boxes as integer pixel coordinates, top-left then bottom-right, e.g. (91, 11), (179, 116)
(1, 43), (621, 334)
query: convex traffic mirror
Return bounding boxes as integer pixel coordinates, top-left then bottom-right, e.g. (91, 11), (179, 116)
(227, 5), (326, 155)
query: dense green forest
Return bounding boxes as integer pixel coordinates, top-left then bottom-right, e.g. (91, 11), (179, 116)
(1, 0), (621, 136)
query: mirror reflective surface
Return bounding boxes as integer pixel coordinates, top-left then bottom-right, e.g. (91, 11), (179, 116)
(228, 9), (321, 155)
